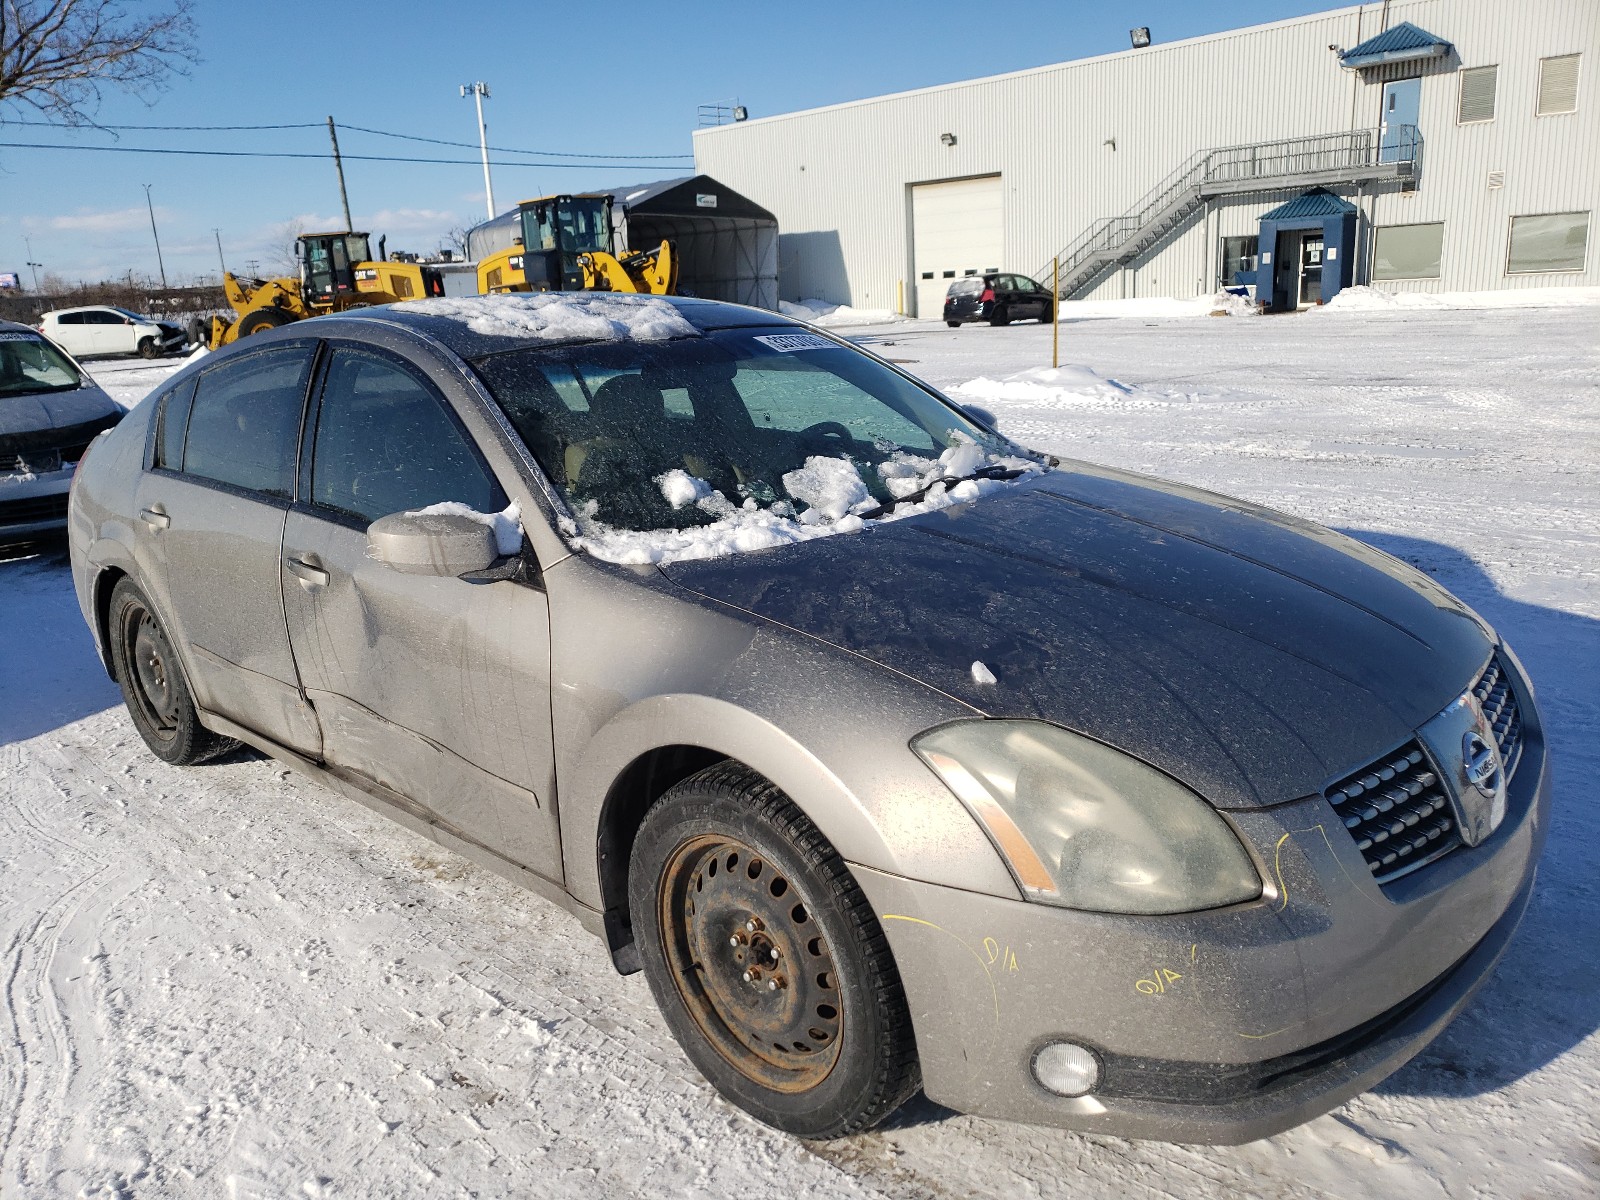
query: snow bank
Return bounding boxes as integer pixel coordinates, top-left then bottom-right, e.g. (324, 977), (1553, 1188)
(392, 293), (699, 342)
(406, 500), (523, 556)
(1316, 284), (1600, 313)
(951, 364), (1144, 407)
(780, 298), (906, 328)
(1055, 291), (1260, 321)
(575, 442), (1043, 566)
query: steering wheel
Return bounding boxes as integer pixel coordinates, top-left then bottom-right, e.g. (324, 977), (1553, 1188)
(799, 420), (854, 447)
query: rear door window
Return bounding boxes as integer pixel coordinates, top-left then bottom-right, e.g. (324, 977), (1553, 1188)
(308, 346), (504, 526)
(182, 346), (313, 498)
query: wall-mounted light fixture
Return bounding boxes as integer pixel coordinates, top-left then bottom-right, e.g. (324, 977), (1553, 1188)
(733, 105), (749, 121)
(1130, 27), (1151, 48)
(939, 132), (958, 146)
(1103, 138), (1117, 151)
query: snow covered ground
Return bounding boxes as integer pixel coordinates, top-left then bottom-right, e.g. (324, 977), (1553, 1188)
(4, 301), (1598, 1198)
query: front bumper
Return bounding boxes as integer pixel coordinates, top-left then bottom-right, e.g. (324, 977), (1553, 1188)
(0, 466), (73, 540)
(852, 731), (1549, 1143)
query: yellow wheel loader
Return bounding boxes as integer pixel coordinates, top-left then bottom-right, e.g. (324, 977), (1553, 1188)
(475, 194), (677, 296)
(204, 231), (447, 349)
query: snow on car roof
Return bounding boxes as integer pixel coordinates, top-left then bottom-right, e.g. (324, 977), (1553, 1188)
(390, 293), (700, 345)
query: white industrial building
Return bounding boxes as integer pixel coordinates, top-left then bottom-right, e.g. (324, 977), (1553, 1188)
(693, 0), (1597, 315)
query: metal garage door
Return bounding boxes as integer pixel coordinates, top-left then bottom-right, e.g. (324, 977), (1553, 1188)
(911, 175), (1003, 318)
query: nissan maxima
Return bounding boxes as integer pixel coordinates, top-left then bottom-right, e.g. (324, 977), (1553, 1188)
(67, 294), (1547, 1142)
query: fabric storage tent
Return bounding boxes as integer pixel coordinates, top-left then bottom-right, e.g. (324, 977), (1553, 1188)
(610, 175), (779, 311)
(464, 175), (778, 310)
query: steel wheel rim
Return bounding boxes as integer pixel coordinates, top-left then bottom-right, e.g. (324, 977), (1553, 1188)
(125, 603), (180, 740)
(658, 833), (844, 1093)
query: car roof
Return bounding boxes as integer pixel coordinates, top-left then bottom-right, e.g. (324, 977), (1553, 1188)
(43, 305), (132, 317)
(0, 318), (44, 335)
(273, 294), (805, 361)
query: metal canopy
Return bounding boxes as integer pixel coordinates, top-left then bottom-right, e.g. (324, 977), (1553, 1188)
(1258, 188), (1359, 222)
(1339, 22), (1452, 70)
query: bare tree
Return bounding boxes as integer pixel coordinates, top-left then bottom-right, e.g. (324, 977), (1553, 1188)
(263, 217), (308, 278)
(0, 1), (197, 125)
(444, 222), (475, 258)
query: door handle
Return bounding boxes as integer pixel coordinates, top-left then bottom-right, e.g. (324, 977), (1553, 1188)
(286, 555), (330, 588)
(138, 505), (170, 531)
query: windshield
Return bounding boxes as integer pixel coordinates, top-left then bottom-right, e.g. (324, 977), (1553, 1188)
(0, 332), (83, 396)
(344, 234), (372, 264)
(520, 198), (609, 255)
(111, 307), (153, 322)
(472, 327), (1042, 563)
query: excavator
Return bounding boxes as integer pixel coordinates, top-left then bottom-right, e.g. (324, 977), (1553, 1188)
(475, 193), (676, 296)
(201, 230), (447, 349)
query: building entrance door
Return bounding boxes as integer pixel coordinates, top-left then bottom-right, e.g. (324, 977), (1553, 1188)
(1380, 77), (1421, 163)
(1298, 233), (1324, 306)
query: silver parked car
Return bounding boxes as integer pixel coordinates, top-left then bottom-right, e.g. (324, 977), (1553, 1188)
(68, 295), (1547, 1143)
(2, 319), (122, 543)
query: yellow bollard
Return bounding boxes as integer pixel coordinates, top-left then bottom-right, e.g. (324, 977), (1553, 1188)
(1052, 256), (1060, 369)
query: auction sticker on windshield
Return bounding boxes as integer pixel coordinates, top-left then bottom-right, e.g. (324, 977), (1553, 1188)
(752, 333), (837, 353)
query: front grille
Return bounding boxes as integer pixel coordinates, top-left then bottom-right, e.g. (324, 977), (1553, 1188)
(0, 491), (69, 526)
(1472, 656), (1525, 784)
(1325, 742), (1459, 882)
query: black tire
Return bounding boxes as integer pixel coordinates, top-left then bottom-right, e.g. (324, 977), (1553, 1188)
(989, 305), (1011, 327)
(187, 315), (208, 347)
(236, 307), (293, 338)
(137, 336), (159, 359)
(629, 762), (920, 1139)
(108, 577), (236, 765)
(945, 320), (961, 328)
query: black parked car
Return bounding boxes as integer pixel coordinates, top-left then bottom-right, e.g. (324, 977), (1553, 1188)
(943, 273), (1056, 327)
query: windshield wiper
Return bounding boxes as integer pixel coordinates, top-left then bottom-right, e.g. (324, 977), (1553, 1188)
(857, 464), (1028, 521)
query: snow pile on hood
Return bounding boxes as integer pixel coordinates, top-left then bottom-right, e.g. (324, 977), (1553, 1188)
(579, 441), (1044, 566)
(951, 364), (1155, 408)
(779, 298), (906, 328)
(392, 293), (699, 342)
(405, 500), (523, 556)
(1316, 284), (1600, 313)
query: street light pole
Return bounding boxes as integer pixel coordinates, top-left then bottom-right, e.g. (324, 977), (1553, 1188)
(142, 184), (168, 288)
(212, 228), (227, 281)
(460, 82), (495, 220)
(23, 236), (41, 290)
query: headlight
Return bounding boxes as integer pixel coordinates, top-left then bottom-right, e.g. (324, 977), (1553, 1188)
(912, 721), (1261, 914)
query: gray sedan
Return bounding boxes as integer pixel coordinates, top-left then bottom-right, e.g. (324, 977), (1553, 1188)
(67, 294), (1547, 1143)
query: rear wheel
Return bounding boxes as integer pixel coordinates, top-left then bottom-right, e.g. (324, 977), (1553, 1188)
(137, 336), (159, 359)
(236, 307), (292, 338)
(989, 305), (1011, 327)
(108, 578), (235, 765)
(629, 763), (920, 1139)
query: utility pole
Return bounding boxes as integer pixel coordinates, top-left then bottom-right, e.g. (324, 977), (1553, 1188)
(142, 184), (168, 288)
(460, 82), (495, 219)
(327, 117), (353, 231)
(212, 228), (227, 281)
(23, 236), (41, 290)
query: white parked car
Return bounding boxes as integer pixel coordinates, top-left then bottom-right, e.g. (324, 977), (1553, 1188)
(39, 306), (187, 360)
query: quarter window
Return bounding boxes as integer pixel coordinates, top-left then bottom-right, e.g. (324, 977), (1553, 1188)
(1458, 65), (1497, 123)
(1537, 53), (1581, 116)
(309, 348), (503, 526)
(182, 347), (313, 498)
(153, 375), (197, 470)
(1507, 212), (1590, 273)
(1373, 223), (1445, 280)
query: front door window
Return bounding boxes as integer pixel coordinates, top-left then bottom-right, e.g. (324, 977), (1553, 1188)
(1299, 235), (1324, 306)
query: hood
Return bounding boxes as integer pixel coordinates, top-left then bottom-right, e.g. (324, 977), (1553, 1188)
(0, 384), (121, 440)
(660, 464), (1492, 809)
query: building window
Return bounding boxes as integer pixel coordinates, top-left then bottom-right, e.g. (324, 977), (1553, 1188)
(1373, 223), (1445, 280)
(1458, 65), (1497, 123)
(1220, 236), (1258, 285)
(1507, 212), (1590, 273)
(1537, 54), (1580, 115)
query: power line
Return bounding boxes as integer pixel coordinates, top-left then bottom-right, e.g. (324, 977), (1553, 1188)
(1, 116), (694, 161)
(336, 122), (692, 160)
(0, 140), (675, 170)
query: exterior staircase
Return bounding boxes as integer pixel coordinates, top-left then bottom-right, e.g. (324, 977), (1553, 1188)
(1036, 126), (1421, 299)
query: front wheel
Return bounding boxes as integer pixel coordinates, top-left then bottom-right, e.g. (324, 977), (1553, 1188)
(629, 763), (920, 1139)
(137, 337), (159, 359)
(945, 320), (961, 328)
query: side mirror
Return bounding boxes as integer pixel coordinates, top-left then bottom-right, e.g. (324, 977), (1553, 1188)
(961, 403), (999, 431)
(367, 511), (499, 577)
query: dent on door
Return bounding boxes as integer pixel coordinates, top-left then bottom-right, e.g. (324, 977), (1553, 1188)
(281, 513), (563, 882)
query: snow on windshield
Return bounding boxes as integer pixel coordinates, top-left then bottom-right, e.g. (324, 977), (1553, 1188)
(392, 294), (699, 343)
(574, 437), (1044, 566)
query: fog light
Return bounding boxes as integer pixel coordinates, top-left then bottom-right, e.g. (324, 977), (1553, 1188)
(1033, 1041), (1100, 1097)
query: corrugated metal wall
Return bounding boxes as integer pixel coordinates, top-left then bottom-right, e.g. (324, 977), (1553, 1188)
(694, 0), (1598, 311)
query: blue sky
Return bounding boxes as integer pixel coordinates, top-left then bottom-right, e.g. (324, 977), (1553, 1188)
(0, 1), (1348, 286)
